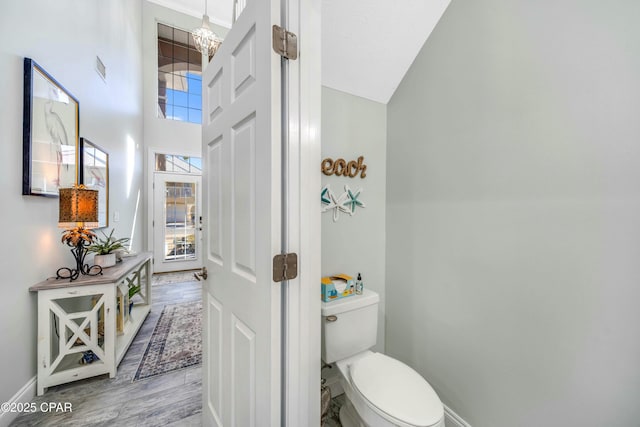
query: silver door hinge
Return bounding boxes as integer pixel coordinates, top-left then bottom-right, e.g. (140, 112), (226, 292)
(272, 25), (298, 60)
(273, 253), (298, 282)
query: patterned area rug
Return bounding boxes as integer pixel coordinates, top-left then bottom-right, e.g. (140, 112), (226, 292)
(133, 301), (202, 381)
(152, 271), (199, 286)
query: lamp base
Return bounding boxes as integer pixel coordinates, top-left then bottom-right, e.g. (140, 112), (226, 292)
(56, 264), (103, 282)
(56, 240), (103, 282)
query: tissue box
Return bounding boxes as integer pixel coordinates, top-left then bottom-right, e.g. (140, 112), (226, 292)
(321, 274), (355, 302)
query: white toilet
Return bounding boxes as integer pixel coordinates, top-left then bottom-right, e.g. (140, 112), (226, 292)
(322, 289), (445, 427)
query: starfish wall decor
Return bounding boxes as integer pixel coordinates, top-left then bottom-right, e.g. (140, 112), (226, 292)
(321, 184), (366, 222)
(342, 185), (366, 215)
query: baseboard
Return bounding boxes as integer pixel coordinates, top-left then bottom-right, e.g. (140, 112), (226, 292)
(444, 403), (472, 427)
(0, 377), (36, 427)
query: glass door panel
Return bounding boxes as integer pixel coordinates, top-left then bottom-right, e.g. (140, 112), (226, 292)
(164, 181), (196, 261)
(153, 173), (202, 273)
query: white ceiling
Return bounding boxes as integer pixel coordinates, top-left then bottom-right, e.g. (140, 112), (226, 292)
(149, 0), (451, 104)
(148, 0), (234, 28)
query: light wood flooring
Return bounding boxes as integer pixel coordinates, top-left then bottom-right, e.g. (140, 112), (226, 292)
(11, 278), (203, 427)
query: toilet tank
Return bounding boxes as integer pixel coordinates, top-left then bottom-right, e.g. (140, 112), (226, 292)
(321, 289), (380, 363)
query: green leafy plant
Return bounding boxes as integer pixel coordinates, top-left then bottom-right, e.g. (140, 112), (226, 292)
(88, 229), (130, 255)
(128, 283), (141, 299)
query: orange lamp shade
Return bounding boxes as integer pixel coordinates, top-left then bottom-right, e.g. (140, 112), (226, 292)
(58, 187), (99, 229)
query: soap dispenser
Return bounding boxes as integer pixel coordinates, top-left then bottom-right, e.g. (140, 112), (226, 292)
(355, 273), (363, 295)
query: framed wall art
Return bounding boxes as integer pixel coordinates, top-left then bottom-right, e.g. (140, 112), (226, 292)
(22, 57), (80, 197)
(80, 138), (109, 228)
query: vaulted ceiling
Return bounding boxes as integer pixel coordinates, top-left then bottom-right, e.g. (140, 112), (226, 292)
(147, 0), (451, 104)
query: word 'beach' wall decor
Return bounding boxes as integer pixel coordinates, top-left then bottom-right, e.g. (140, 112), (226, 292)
(322, 156), (367, 179)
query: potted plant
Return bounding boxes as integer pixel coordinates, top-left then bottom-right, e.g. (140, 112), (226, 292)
(128, 282), (141, 315)
(88, 229), (130, 268)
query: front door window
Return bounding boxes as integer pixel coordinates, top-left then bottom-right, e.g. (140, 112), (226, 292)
(163, 181), (197, 262)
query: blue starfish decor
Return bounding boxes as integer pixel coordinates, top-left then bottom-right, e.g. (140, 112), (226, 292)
(342, 185), (365, 215)
(321, 185), (332, 205)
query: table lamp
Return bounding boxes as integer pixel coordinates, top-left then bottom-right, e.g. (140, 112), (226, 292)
(57, 185), (103, 281)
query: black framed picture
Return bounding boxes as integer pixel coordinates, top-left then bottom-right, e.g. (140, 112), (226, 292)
(80, 138), (109, 228)
(22, 58), (80, 197)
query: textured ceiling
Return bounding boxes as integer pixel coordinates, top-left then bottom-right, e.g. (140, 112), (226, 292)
(149, 0), (451, 104)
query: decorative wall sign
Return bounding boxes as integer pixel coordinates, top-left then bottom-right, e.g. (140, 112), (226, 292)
(23, 58), (80, 197)
(321, 184), (366, 222)
(80, 138), (109, 228)
(321, 156), (367, 178)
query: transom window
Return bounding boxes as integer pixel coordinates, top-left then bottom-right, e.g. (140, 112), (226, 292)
(155, 153), (202, 175)
(157, 23), (202, 124)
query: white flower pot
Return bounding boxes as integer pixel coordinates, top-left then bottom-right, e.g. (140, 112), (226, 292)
(94, 253), (116, 268)
(113, 248), (127, 262)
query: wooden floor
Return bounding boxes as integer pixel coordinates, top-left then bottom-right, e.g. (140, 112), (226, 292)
(11, 278), (203, 427)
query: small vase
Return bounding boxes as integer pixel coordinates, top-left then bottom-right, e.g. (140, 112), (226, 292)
(94, 253), (116, 268)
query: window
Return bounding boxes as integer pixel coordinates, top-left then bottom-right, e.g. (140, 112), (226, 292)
(157, 23), (202, 124)
(155, 153), (202, 175)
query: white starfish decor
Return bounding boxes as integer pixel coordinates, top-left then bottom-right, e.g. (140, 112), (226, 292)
(321, 184), (350, 222)
(321, 184), (366, 222)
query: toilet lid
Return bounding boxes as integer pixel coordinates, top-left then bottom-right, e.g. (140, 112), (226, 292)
(350, 353), (444, 427)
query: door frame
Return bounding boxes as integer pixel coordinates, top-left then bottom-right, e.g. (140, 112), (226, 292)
(281, 0), (321, 424)
(146, 146), (203, 266)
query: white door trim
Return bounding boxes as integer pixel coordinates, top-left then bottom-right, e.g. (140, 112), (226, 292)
(281, 0), (321, 424)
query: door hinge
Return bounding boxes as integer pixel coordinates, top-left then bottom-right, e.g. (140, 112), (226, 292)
(272, 25), (298, 60)
(273, 253), (298, 282)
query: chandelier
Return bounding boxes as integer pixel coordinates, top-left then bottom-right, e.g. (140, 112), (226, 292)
(192, 0), (221, 57)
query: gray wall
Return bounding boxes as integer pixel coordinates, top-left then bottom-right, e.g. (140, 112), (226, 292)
(0, 0), (143, 409)
(322, 87), (387, 351)
(386, 0), (640, 426)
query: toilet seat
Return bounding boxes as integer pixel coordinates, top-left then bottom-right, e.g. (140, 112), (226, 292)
(349, 353), (444, 427)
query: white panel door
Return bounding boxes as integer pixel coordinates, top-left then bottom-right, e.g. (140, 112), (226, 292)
(201, 0), (282, 425)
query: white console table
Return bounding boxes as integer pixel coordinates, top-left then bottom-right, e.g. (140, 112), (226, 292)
(29, 252), (153, 396)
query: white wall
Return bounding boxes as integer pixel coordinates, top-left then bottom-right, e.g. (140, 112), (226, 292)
(322, 87), (387, 351)
(386, 0), (640, 426)
(0, 0), (144, 407)
(141, 1), (228, 251)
